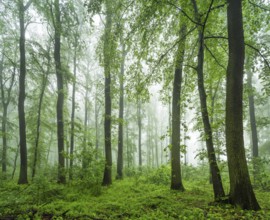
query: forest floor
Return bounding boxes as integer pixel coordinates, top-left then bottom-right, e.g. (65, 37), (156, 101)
(0, 167), (270, 219)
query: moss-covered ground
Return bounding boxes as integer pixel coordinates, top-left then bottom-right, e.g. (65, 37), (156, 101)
(0, 166), (270, 219)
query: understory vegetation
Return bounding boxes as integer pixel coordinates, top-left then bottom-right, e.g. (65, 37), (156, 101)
(1, 164), (270, 220)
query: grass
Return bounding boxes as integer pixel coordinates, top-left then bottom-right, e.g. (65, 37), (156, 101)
(0, 166), (270, 219)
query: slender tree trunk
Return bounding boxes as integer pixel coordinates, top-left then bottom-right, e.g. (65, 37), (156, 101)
(69, 41), (78, 180)
(102, 0), (113, 186)
(226, 0), (260, 210)
(155, 121), (159, 167)
(246, 58), (259, 158)
(137, 99), (142, 167)
(54, 0), (66, 184)
(12, 143), (20, 180)
(32, 69), (48, 179)
(18, 0), (28, 184)
(191, 0), (225, 200)
(94, 85), (100, 158)
(82, 88), (89, 169)
(0, 55), (14, 175)
(116, 44), (126, 179)
(171, 24), (186, 191)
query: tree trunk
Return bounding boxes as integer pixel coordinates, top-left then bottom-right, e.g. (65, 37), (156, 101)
(54, 0), (66, 184)
(69, 40), (78, 180)
(82, 87), (89, 169)
(0, 55), (15, 175)
(102, 0), (113, 186)
(171, 24), (186, 191)
(226, 0), (260, 210)
(32, 66), (48, 179)
(116, 44), (126, 179)
(137, 98), (142, 167)
(191, 0), (225, 200)
(18, 0), (28, 184)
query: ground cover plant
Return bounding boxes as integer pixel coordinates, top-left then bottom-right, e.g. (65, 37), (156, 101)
(0, 165), (270, 219)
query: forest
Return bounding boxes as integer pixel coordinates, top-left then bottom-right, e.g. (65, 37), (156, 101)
(1, 0), (270, 219)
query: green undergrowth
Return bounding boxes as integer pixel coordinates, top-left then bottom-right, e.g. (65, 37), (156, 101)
(0, 167), (270, 219)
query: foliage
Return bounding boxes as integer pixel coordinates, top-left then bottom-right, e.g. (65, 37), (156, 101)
(0, 169), (270, 219)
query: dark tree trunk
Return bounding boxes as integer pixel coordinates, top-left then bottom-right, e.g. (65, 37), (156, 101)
(54, 0), (66, 184)
(171, 24), (186, 191)
(191, 0), (225, 200)
(226, 0), (260, 210)
(12, 144), (20, 180)
(102, 1), (113, 186)
(18, 0), (28, 184)
(69, 40), (78, 180)
(116, 44), (126, 180)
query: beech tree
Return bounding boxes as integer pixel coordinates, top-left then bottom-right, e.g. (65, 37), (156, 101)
(53, 0), (66, 184)
(18, 0), (33, 185)
(225, 0), (260, 210)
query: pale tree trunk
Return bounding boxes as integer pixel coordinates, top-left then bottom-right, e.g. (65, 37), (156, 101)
(246, 55), (259, 184)
(137, 98), (142, 168)
(1, 54), (15, 175)
(226, 0), (260, 210)
(69, 39), (78, 180)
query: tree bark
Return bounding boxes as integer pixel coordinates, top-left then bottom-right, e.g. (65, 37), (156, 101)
(226, 0), (260, 210)
(191, 0), (225, 200)
(69, 39), (78, 180)
(0, 54), (15, 175)
(32, 60), (49, 179)
(137, 98), (142, 167)
(171, 24), (186, 191)
(18, 0), (28, 184)
(54, 0), (66, 184)
(116, 44), (126, 179)
(102, 0), (113, 186)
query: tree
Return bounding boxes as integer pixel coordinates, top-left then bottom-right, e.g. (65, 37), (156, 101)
(31, 43), (51, 179)
(0, 51), (16, 175)
(225, 0), (260, 210)
(171, 22), (186, 191)
(190, 0), (225, 200)
(18, 0), (33, 185)
(102, 0), (113, 186)
(116, 43), (126, 179)
(54, 0), (66, 184)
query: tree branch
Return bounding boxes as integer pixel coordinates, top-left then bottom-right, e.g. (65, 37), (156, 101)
(204, 44), (226, 71)
(24, 0), (33, 11)
(205, 35), (270, 70)
(160, 0), (203, 26)
(157, 26), (197, 65)
(248, 0), (270, 12)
